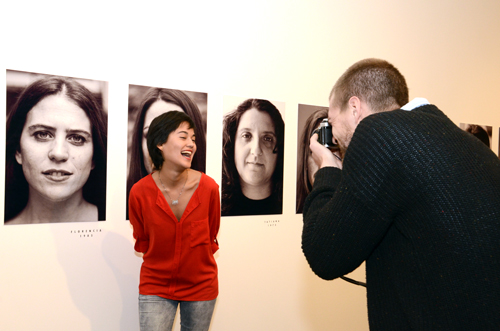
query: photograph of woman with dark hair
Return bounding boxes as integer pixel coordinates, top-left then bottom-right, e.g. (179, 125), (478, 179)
(129, 111), (220, 331)
(460, 123), (492, 149)
(296, 106), (329, 214)
(221, 97), (285, 216)
(127, 85), (207, 219)
(5, 71), (107, 224)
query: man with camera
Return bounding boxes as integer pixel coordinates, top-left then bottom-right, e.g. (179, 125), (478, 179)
(302, 58), (500, 330)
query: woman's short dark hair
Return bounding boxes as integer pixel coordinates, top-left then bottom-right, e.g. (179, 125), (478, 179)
(221, 99), (284, 215)
(147, 111), (195, 171)
(5, 76), (108, 221)
(296, 108), (328, 213)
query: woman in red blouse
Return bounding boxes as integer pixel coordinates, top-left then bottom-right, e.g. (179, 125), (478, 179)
(129, 111), (220, 331)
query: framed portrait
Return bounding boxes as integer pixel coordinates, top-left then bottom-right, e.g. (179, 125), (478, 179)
(5, 70), (108, 224)
(221, 96), (285, 217)
(126, 84), (207, 219)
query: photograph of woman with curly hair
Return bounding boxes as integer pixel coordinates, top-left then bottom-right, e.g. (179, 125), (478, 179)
(221, 96), (285, 216)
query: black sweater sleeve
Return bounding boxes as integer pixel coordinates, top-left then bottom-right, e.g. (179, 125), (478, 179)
(301, 167), (391, 280)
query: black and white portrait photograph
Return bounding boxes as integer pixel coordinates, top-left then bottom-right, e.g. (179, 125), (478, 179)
(460, 123), (492, 150)
(296, 104), (329, 214)
(126, 85), (207, 219)
(221, 96), (285, 217)
(5, 70), (108, 224)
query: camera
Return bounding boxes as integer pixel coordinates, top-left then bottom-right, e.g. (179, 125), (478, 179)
(313, 118), (337, 149)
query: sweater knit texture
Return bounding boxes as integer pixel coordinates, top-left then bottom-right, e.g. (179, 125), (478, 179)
(302, 105), (500, 330)
(129, 172), (220, 301)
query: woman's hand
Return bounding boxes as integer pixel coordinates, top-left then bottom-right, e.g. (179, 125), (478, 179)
(310, 133), (343, 169)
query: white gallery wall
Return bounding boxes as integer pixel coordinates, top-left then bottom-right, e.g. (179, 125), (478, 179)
(1, 1), (499, 330)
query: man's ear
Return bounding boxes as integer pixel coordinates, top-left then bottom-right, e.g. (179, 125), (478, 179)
(348, 96), (372, 125)
(348, 96), (363, 123)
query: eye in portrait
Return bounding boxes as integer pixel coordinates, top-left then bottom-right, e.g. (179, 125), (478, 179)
(460, 123), (492, 149)
(296, 105), (329, 214)
(221, 96), (285, 217)
(5, 70), (108, 224)
(126, 85), (207, 219)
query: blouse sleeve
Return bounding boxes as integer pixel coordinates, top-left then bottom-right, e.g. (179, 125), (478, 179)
(208, 182), (221, 254)
(129, 185), (150, 253)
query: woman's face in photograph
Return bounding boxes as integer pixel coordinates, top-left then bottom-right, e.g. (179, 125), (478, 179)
(15, 94), (94, 202)
(234, 108), (278, 190)
(142, 100), (184, 173)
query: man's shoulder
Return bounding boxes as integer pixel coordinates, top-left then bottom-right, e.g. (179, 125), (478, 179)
(346, 105), (448, 164)
(367, 104), (444, 122)
(358, 104), (449, 139)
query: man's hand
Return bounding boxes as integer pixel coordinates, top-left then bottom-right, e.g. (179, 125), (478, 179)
(310, 133), (343, 169)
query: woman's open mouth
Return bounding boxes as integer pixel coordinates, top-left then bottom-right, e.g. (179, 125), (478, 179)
(181, 150), (193, 159)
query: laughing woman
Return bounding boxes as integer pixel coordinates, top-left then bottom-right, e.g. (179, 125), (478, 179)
(5, 76), (107, 224)
(129, 111), (220, 331)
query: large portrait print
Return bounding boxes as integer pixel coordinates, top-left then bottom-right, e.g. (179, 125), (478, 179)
(221, 96), (285, 217)
(5, 70), (108, 224)
(296, 104), (328, 214)
(126, 85), (207, 219)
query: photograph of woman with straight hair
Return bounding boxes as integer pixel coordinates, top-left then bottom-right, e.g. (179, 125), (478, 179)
(296, 105), (329, 214)
(460, 123), (493, 149)
(127, 85), (207, 219)
(5, 70), (108, 224)
(221, 96), (285, 216)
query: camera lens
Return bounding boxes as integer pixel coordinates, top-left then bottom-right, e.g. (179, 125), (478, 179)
(318, 119), (334, 148)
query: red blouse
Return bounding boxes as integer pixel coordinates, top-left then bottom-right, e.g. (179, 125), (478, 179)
(129, 172), (220, 301)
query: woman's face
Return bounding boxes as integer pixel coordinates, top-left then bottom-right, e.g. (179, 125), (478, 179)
(157, 122), (197, 170)
(234, 108), (278, 190)
(15, 93), (94, 202)
(142, 100), (184, 173)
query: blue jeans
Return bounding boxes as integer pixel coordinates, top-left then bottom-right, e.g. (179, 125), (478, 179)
(139, 294), (216, 331)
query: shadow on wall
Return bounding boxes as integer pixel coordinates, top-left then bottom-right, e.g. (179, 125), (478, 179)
(54, 229), (141, 330)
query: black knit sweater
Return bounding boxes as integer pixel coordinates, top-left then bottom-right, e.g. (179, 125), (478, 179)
(302, 105), (500, 330)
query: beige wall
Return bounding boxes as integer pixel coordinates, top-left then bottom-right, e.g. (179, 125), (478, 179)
(1, 1), (499, 330)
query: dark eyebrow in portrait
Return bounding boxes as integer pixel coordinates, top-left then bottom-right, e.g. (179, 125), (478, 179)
(27, 124), (92, 139)
(237, 127), (276, 136)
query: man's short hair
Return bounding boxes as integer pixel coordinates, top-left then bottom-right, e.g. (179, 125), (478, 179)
(330, 58), (409, 113)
